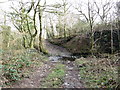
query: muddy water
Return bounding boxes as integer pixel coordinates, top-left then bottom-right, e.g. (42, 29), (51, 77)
(44, 40), (76, 61)
(49, 55), (77, 62)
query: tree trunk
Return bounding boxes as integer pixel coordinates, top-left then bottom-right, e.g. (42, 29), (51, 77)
(38, 9), (43, 52)
(63, 23), (66, 38)
(111, 23), (113, 54)
(29, 36), (34, 48)
(23, 35), (29, 49)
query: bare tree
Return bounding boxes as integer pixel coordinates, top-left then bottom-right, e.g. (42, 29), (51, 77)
(116, 1), (120, 29)
(94, 0), (113, 23)
(38, 0), (47, 53)
(116, 1), (120, 52)
(110, 14), (114, 54)
(45, 0), (71, 38)
(62, 0), (71, 37)
(9, 0), (47, 53)
(9, 0), (38, 49)
(48, 15), (55, 38)
(75, 0), (97, 54)
(29, 0), (47, 53)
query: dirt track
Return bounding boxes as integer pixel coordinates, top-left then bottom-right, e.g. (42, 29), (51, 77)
(8, 40), (84, 88)
(44, 40), (84, 88)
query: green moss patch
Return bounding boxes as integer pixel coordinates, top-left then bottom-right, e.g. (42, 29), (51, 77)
(41, 63), (66, 88)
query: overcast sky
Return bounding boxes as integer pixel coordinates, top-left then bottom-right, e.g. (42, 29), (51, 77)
(0, 0), (119, 30)
(1, 0), (118, 13)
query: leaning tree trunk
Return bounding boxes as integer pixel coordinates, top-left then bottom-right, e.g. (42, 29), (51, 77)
(38, 6), (43, 52)
(26, 15), (37, 49)
(38, 6), (47, 54)
(39, 22), (43, 52)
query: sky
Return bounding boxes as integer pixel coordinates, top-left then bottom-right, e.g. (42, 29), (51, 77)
(0, 0), (118, 13)
(0, 0), (119, 30)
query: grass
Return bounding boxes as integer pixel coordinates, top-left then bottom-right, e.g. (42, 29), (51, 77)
(75, 56), (119, 88)
(1, 48), (47, 87)
(41, 63), (66, 88)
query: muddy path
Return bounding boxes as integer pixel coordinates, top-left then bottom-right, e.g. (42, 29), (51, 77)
(44, 40), (71, 56)
(44, 40), (84, 88)
(7, 40), (83, 88)
(61, 61), (84, 88)
(8, 61), (56, 88)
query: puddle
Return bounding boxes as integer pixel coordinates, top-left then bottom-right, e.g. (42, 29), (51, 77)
(49, 56), (62, 62)
(49, 55), (77, 62)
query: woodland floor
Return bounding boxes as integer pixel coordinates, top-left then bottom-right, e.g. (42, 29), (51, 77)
(5, 40), (84, 88)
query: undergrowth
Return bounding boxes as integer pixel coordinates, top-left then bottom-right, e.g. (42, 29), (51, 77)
(1, 49), (47, 87)
(75, 55), (119, 88)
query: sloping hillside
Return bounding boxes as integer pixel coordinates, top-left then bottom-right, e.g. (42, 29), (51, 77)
(48, 29), (120, 56)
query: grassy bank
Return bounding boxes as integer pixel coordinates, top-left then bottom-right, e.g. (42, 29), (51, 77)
(75, 55), (119, 88)
(1, 49), (48, 87)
